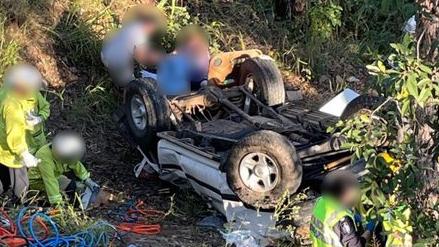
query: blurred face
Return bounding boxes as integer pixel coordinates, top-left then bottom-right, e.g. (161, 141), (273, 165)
(340, 185), (361, 208)
(12, 83), (34, 96)
(142, 21), (159, 34)
(189, 36), (209, 56)
(181, 35), (208, 56)
(52, 133), (85, 164)
(5, 65), (42, 97)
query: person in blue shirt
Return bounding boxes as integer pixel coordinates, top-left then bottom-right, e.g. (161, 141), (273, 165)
(157, 25), (210, 96)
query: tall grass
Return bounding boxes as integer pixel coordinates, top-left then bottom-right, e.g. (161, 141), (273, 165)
(66, 80), (117, 128)
(51, 1), (116, 75)
(0, 14), (20, 81)
(48, 0), (120, 128)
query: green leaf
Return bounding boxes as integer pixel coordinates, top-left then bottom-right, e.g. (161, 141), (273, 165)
(418, 64), (432, 74)
(366, 65), (380, 73)
(417, 78), (431, 88)
(401, 99), (410, 115)
(417, 86), (432, 106)
(377, 61), (386, 72)
(406, 74), (418, 97)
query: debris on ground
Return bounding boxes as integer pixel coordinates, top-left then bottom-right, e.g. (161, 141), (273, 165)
(222, 230), (259, 247)
(197, 215), (226, 230)
(403, 15), (416, 34)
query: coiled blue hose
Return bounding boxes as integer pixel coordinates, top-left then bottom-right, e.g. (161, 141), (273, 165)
(15, 207), (116, 247)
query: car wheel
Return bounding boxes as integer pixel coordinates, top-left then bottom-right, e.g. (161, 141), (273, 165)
(340, 95), (384, 120)
(125, 78), (170, 150)
(226, 130), (302, 209)
(239, 57), (285, 107)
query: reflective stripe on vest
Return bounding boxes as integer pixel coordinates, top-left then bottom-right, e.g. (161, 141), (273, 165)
(310, 196), (356, 247)
(310, 216), (344, 247)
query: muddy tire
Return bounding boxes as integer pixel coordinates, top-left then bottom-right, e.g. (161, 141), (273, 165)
(239, 57), (285, 106)
(125, 78), (170, 150)
(226, 130), (302, 209)
(340, 95), (384, 120)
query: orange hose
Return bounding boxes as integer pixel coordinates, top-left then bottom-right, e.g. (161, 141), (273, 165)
(116, 200), (164, 235)
(0, 209), (50, 245)
(116, 223), (161, 235)
(0, 209), (27, 246)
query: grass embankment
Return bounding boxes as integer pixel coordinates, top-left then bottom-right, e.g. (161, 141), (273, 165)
(0, 0), (421, 245)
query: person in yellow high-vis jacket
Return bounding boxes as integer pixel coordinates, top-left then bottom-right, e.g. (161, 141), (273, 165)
(310, 171), (376, 247)
(29, 132), (99, 206)
(0, 64), (49, 201)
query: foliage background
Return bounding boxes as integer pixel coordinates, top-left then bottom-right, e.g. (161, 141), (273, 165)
(0, 0), (437, 245)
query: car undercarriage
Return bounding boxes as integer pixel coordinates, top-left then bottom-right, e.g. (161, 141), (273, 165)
(113, 54), (378, 239)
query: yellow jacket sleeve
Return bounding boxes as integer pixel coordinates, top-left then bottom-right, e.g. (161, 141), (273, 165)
(36, 92), (50, 120)
(3, 102), (28, 155)
(69, 161), (90, 181)
(37, 150), (63, 205)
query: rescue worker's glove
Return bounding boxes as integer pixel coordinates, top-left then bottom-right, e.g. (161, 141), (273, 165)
(366, 219), (377, 232)
(84, 178), (99, 190)
(26, 112), (43, 127)
(21, 150), (40, 168)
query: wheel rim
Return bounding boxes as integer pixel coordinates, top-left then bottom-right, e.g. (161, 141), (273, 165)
(130, 95), (147, 130)
(239, 152), (280, 193)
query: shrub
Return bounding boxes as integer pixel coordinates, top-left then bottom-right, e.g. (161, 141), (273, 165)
(330, 35), (439, 244)
(309, 1), (343, 41)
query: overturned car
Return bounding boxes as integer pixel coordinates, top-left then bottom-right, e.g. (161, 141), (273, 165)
(113, 50), (379, 236)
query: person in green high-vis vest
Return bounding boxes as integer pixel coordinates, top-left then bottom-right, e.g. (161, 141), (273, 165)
(310, 171), (376, 247)
(28, 132), (99, 206)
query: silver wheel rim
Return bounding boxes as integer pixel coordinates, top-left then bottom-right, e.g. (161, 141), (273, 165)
(130, 95), (147, 130)
(239, 152), (280, 193)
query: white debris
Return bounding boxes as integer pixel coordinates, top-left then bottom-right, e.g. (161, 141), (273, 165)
(346, 76), (360, 83)
(319, 88), (360, 117)
(403, 15), (416, 34)
(222, 230), (260, 247)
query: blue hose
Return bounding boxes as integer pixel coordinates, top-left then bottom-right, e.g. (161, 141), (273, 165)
(14, 207), (116, 247)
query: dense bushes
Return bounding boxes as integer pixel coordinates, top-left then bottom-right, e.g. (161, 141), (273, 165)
(330, 36), (438, 244)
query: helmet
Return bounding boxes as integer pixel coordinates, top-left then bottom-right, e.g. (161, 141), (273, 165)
(52, 132), (86, 163)
(4, 64), (43, 92)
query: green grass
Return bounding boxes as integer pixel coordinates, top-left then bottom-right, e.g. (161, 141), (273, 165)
(0, 14), (20, 81)
(168, 189), (213, 220)
(66, 80), (117, 128)
(50, 2), (115, 76)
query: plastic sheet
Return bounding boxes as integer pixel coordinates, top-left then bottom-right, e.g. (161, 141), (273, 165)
(222, 230), (259, 247)
(403, 15), (416, 34)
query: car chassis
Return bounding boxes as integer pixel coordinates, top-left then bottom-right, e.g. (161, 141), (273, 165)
(117, 78), (369, 239)
(114, 53), (376, 240)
